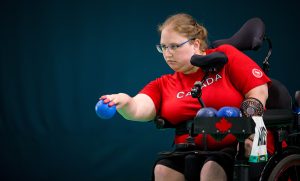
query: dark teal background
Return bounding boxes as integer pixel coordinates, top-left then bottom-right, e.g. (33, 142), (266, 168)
(1, 0), (299, 180)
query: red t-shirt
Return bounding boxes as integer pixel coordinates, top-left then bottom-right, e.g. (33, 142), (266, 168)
(140, 44), (271, 150)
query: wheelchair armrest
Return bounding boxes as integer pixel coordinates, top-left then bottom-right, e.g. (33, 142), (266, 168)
(263, 109), (294, 128)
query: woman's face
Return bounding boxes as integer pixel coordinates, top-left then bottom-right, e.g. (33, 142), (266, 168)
(160, 26), (200, 74)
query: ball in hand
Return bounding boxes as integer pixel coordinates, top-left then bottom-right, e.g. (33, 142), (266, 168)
(95, 100), (116, 119)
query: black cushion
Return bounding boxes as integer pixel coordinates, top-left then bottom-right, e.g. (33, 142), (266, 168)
(212, 17), (265, 51)
(266, 78), (292, 109)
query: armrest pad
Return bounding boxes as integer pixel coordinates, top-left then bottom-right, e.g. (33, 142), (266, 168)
(263, 109), (294, 127)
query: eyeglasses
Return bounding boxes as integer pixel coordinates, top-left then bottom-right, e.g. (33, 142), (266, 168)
(156, 38), (195, 53)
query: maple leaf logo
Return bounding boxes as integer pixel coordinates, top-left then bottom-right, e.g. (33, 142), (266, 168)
(215, 118), (232, 133)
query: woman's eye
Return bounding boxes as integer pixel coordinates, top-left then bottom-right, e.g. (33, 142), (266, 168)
(169, 45), (178, 50)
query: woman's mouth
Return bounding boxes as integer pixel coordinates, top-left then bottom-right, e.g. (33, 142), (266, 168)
(167, 60), (176, 64)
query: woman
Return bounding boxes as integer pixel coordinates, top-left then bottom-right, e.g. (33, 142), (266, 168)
(100, 13), (270, 181)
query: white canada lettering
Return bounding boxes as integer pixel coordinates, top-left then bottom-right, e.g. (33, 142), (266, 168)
(215, 74), (222, 81)
(206, 77), (214, 85)
(176, 74), (223, 99)
(186, 92), (191, 96)
(177, 91), (185, 98)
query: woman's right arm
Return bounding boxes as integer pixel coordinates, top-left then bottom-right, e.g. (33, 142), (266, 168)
(100, 93), (156, 122)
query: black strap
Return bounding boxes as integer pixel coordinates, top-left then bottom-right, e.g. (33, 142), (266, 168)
(175, 120), (193, 135)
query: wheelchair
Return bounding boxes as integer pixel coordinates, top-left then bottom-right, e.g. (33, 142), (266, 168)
(154, 17), (300, 181)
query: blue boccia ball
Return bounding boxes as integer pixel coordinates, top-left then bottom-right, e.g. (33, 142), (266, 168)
(217, 106), (241, 117)
(232, 107), (242, 117)
(95, 100), (116, 119)
(195, 107), (218, 118)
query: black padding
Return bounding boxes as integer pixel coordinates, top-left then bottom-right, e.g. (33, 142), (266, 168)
(212, 18), (265, 51)
(154, 116), (175, 129)
(190, 52), (228, 72)
(266, 79), (292, 109)
(184, 154), (201, 181)
(263, 109), (294, 127)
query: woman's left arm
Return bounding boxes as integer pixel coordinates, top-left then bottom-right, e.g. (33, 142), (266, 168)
(243, 83), (269, 156)
(245, 83), (269, 108)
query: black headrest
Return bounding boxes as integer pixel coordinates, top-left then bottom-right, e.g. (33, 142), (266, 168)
(190, 52), (228, 73)
(212, 18), (265, 51)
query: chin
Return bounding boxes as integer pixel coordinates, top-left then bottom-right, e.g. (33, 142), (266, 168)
(168, 65), (180, 71)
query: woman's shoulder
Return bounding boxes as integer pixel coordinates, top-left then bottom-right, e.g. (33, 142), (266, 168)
(156, 72), (177, 80)
(212, 44), (239, 52)
(207, 44), (244, 60)
(148, 72), (182, 87)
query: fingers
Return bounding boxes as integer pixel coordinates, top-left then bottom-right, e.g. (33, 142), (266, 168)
(99, 95), (106, 100)
(247, 137), (254, 142)
(108, 101), (115, 107)
(108, 96), (116, 107)
(99, 94), (116, 107)
(247, 134), (255, 141)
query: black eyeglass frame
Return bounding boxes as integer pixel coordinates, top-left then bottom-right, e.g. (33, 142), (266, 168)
(156, 38), (195, 53)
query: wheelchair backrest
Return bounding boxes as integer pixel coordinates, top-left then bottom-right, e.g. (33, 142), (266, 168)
(209, 17), (292, 110)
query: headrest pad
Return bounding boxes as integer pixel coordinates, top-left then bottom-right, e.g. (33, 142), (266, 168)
(212, 18), (265, 51)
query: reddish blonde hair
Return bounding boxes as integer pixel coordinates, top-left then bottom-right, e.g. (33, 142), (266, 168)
(158, 13), (208, 50)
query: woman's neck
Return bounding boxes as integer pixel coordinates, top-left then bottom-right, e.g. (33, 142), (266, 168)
(183, 66), (199, 74)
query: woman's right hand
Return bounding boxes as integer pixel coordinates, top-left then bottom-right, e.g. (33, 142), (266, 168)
(99, 93), (132, 109)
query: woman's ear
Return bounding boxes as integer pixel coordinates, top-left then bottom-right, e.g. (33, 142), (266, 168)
(193, 39), (201, 51)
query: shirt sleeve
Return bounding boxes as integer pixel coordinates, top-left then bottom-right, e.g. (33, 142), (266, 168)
(139, 79), (162, 114)
(220, 45), (271, 95)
